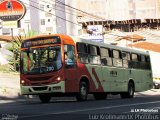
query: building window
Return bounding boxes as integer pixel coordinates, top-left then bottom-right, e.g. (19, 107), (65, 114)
(46, 27), (53, 32)
(47, 5), (50, 8)
(41, 19), (45, 25)
(48, 19), (50, 22)
(45, 13), (52, 17)
(40, 4), (44, 10)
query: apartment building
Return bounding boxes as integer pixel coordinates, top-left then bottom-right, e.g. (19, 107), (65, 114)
(0, 0), (70, 36)
(1, 0), (160, 36)
(77, 0), (160, 21)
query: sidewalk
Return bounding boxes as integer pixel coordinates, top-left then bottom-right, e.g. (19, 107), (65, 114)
(0, 72), (20, 99)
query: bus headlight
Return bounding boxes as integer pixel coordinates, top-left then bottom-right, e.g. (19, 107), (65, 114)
(56, 76), (61, 81)
(21, 80), (25, 84)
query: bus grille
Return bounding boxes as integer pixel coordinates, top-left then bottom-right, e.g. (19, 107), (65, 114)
(32, 86), (48, 91)
(27, 76), (52, 81)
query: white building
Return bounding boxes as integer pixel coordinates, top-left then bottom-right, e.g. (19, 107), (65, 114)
(0, 0), (79, 36)
(76, 0), (160, 21)
(1, 0), (160, 37)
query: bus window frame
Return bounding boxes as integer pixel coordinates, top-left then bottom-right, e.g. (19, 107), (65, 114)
(64, 44), (77, 69)
(76, 42), (89, 64)
(122, 51), (130, 68)
(112, 49), (122, 67)
(100, 47), (113, 66)
(88, 44), (101, 65)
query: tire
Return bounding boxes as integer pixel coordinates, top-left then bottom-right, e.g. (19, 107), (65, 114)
(76, 82), (88, 101)
(120, 82), (134, 99)
(39, 94), (51, 103)
(93, 93), (107, 100)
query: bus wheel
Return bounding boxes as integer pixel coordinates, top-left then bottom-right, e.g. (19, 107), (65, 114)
(76, 81), (88, 101)
(39, 94), (51, 103)
(120, 82), (134, 99)
(93, 93), (107, 100)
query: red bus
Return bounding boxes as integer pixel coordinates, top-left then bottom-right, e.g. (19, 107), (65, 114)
(20, 34), (153, 103)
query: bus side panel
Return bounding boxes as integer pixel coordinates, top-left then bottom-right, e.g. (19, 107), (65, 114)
(85, 64), (104, 92)
(64, 63), (98, 93)
(101, 66), (111, 92)
(141, 70), (153, 91)
(64, 67), (79, 93)
(72, 63), (105, 93)
(129, 69), (152, 92)
(110, 67), (128, 92)
(128, 69), (142, 92)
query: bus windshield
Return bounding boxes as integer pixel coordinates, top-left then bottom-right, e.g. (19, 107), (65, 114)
(21, 46), (62, 74)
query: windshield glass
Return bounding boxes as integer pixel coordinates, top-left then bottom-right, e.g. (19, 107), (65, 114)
(21, 46), (62, 74)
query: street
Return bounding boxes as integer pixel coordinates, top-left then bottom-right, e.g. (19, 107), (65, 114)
(0, 92), (160, 120)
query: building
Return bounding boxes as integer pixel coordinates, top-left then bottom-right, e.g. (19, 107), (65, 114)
(0, 0), (79, 37)
(1, 0), (160, 37)
(77, 0), (160, 21)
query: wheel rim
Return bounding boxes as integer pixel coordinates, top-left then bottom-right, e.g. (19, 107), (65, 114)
(81, 85), (87, 97)
(129, 85), (134, 96)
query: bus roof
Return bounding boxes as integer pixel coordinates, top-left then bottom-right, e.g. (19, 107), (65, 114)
(71, 36), (149, 56)
(22, 34), (149, 55)
(22, 34), (75, 45)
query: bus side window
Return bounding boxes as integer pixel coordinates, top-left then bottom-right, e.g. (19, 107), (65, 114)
(64, 45), (76, 68)
(146, 56), (151, 70)
(100, 47), (112, 66)
(88, 45), (100, 65)
(140, 55), (146, 69)
(131, 53), (139, 69)
(122, 52), (130, 68)
(76, 43), (88, 63)
(112, 50), (122, 67)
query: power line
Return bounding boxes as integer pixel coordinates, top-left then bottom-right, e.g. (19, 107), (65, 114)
(55, 0), (106, 21)
(24, 0), (82, 27)
(34, 0), (103, 21)
(31, 0), (78, 17)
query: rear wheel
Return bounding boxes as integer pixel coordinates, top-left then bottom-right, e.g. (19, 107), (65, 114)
(76, 82), (88, 101)
(39, 94), (51, 103)
(93, 93), (107, 100)
(120, 82), (134, 99)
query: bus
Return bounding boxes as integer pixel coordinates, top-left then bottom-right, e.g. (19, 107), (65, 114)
(20, 34), (153, 103)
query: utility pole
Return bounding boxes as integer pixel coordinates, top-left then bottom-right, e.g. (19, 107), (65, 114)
(11, 28), (16, 70)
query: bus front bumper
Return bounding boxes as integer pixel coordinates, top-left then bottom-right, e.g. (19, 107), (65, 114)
(20, 81), (65, 95)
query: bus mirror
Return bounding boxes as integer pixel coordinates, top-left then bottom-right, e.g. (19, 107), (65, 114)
(26, 48), (31, 54)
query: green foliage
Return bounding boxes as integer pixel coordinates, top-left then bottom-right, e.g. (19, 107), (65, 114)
(7, 30), (38, 71)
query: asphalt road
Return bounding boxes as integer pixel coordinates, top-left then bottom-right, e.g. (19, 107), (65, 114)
(0, 94), (160, 120)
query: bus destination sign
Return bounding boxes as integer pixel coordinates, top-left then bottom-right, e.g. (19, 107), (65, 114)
(22, 37), (61, 48)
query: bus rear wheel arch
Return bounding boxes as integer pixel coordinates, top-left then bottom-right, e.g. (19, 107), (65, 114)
(120, 81), (135, 99)
(76, 79), (89, 101)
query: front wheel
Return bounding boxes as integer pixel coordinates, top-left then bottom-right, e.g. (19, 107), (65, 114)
(39, 94), (51, 103)
(76, 82), (88, 101)
(120, 82), (134, 99)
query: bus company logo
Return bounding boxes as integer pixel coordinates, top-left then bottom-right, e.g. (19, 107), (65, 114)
(0, 0), (26, 21)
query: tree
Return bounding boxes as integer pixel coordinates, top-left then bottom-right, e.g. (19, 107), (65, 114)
(7, 30), (38, 71)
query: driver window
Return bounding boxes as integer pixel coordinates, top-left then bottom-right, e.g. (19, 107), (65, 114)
(64, 45), (76, 68)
